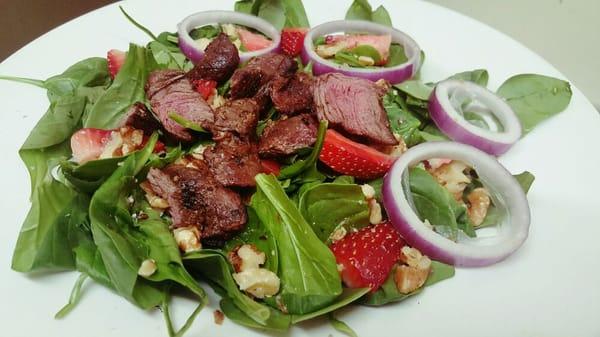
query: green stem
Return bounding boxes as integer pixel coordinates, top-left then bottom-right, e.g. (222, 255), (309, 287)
(55, 273), (89, 319)
(0, 75), (45, 88)
(119, 5), (158, 41)
(161, 287), (208, 337)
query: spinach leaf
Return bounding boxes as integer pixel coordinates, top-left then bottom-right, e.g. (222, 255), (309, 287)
(334, 51), (365, 68)
(447, 69), (489, 86)
(409, 167), (475, 241)
(189, 25), (221, 40)
(84, 43), (149, 129)
(278, 120), (327, 179)
(328, 313), (358, 337)
(290, 288), (370, 323)
(119, 6), (158, 41)
(514, 171), (535, 193)
(55, 274), (88, 319)
(89, 135), (206, 309)
(383, 90), (423, 147)
(497, 74), (572, 134)
(168, 112), (209, 132)
(252, 174), (342, 314)
(345, 0), (392, 27)
(361, 261), (454, 306)
(148, 41), (189, 70)
(234, 0), (309, 30)
(298, 183), (370, 243)
(395, 80), (434, 101)
(61, 156), (129, 193)
(478, 172), (535, 228)
(350, 45), (381, 63)
(386, 44), (408, 67)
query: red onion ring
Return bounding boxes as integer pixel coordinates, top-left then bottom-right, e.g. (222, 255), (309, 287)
(177, 11), (281, 64)
(383, 141), (530, 267)
(301, 20), (421, 84)
(429, 80), (522, 156)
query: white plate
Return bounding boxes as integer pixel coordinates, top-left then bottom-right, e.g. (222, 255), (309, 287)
(1, 1), (599, 336)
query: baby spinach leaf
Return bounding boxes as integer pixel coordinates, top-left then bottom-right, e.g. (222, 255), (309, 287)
(361, 261), (454, 306)
(252, 174), (342, 314)
(290, 288), (370, 323)
(298, 183), (370, 243)
(220, 298), (291, 331)
(350, 45), (381, 63)
(383, 91), (423, 147)
(478, 171), (535, 228)
(345, 0), (392, 27)
(328, 313), (358, 337)
(84, 43), (149, 129)
(395, 80), (434, 101)
(409, 167), (475, 241)
(447, 69), (489, 87)
(514, 171), (535, 193)
(234, 0), (309, 29)
(189, 25), (221, 40)
(497, 74), (572, 134)
(148, 41), (188, 70)
(386, 43), (408, 67)
(61, 156), (128, 193)
(168, 112), (208, 132)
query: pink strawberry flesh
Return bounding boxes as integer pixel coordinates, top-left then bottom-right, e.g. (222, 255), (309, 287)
(237, 28), (272, 51)
(71, 128), (113, 164)
(325, 34), (392, 65)
(107, 49), (126, 79)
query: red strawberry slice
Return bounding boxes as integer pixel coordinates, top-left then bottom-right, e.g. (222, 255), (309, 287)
(280, 27), (308, 56)
(330, 221), (405, 291)
(71, 128), (113, 164)
(319, 129), (395, 179)
(191, 79), (217, 100)
(107, 49), (126, 79)
(237, 27), (273, 51)
(260, 159), (281, 176)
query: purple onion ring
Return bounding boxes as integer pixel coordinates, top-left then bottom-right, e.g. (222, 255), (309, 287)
(429, 79), (522, 156)
(383, 141), (530, 267)
(177, 10), (281, 64)
(301, 20), (421, 84)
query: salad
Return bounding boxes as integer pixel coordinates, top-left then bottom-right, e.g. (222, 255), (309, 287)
(1, 0), (572, 336)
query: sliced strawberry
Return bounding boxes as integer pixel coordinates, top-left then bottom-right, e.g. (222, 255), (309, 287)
(319, 129), (395, 179)
(71, 128), (113, 164)
(330, 221), (405, 290)
(107, 49), (126, 79)
(237, 27), (272, 51)
(191, 79), (217, 100)
(260, 159), (281, 176)
(324, 34), (391, 65)
(280, 27), (308, 56)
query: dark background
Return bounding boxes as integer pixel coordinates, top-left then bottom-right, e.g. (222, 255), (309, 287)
(0, 0), (114, 61)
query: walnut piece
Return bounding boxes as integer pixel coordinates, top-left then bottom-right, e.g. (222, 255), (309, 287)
(394, 246), (432, 294)
(467, 187), (491, 226)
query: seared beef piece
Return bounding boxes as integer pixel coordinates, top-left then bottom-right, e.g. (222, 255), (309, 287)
(147, 163), (247, 244)
(230, 53), (297, 99)
(211, 98), (260, 136)
(270, 73), (314, 114)
(121, 102), (163, 135)
(204, 133), (262, 187)
(186, 33), (240, 83)
(259, 114), (318, 157)
(146, 69), (214, 142)
(313, 73), (398, 145)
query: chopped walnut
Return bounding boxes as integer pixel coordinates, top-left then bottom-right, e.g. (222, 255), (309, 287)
(467, 187), (491, 226)
(394, 246), (432, 294)
(368, 199), (383, 225)
(137, 259), (157, 277)
(232, 268), (280, 299)
(140, 181), (169, 210)
(228, 244), (265, 273)
(429, 160), (471, 200)
(173, 227), (202, 253)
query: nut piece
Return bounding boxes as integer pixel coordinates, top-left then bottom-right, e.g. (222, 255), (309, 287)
(140, 181), (170, 210)
(213, 310), (225, 325)
(229, 244), (266, 273)
(232, 268), (280, 299)
(329, 226), (348, 243)
(173, 227), (202, 253)
(467, 187), (491, 226)
(361, 184), (376, 199)
(368, 199), (383, 225)
(358, 56), (375, 66)
(395, 246), (432, 294)
(138, 259), (157, 277)
(429, 160), (471, 200)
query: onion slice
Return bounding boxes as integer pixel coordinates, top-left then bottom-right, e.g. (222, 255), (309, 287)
(177, 11), (281, 64)
(429, 80), (522, 156)
(383, 141), (530, 267)
(301, 20), (421, 84)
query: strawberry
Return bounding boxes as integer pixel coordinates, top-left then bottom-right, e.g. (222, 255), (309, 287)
(330, 222), (405, 290)
(319, 129), (395, 179)
(191, 79), (217, 100)
(260, 159), (281, 176)
(237, 27), (272, 51)
(71, 128), (113, 164)
(107, 49), (126, 79)
(280, 27), (308, 56)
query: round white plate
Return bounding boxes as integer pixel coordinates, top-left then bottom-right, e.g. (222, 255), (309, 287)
(1, 1), (599, 336)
